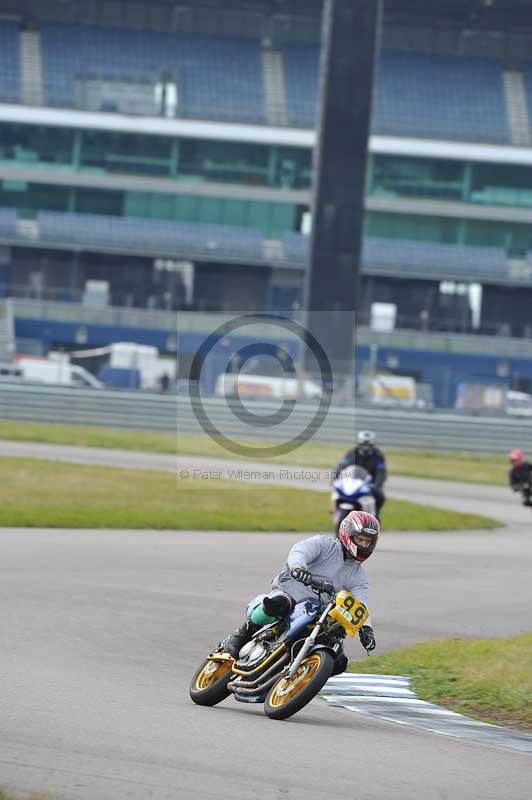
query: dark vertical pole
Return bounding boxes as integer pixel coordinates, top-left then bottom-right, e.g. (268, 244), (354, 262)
(302, 0), (381, 394)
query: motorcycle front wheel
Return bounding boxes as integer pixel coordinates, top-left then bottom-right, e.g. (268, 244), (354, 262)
(264, 650), (334, 720)
(189, 657), (234, 706)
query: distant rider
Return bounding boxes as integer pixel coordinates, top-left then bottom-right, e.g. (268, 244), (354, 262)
(222, 510), (379, 674)
(336, 431), (387, 519)
(508, 449), (532, 506)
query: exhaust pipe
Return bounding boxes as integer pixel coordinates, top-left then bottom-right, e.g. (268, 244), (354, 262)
(228, 653), (289, 693)
(229, 669), (286, 696)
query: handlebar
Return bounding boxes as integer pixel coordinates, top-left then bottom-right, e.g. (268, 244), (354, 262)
(309, 577), (335, 596)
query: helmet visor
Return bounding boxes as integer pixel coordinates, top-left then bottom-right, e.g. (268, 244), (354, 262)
(351, 532), (374, 549)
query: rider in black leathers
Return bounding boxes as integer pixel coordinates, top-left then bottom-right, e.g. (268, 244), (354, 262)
(508, 449), (532, 506)
(336, 430), (387, 519)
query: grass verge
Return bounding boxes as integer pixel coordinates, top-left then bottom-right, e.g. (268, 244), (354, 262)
(0, 456), (498, 531)
(0, 420), (509, 485)
(349, 633), (532, 730)
(0, 792), (50, 800)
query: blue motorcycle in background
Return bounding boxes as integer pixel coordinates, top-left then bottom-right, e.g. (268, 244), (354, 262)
(331, 465), (376, 535)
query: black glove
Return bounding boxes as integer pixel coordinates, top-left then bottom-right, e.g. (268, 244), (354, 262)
(359, 625), (376, 652)
(291, 566), (313, 585)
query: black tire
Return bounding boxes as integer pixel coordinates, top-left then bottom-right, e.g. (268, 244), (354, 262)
(189, 657), (233, 706)
(264, 650), (334, 720)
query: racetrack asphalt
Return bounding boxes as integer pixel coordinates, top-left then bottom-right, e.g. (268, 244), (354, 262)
(1, 440), (531, 799)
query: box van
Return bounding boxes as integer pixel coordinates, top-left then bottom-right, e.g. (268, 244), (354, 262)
(360, 374), (418, 408)
(13, 357), (103, 388)
(505, 390), (532, 417)
(215, 372), (323, 401)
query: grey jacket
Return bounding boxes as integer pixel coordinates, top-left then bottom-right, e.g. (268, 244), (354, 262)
(271, 535), (371, 624)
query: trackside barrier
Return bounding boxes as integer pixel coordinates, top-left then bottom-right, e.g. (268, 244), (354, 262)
(0, 383), (531, 454)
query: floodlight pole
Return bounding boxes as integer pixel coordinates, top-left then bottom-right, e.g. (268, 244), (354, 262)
(301, 0), (381, 405)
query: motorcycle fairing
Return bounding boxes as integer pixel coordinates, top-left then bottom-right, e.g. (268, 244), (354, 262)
(281, 599), (320, 642)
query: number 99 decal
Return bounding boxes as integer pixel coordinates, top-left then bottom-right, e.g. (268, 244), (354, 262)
(344, 596), (355, 612)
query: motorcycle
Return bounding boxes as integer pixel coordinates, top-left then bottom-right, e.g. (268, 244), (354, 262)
(331, 465), (376, 535)
(513, 481), (532, 509)
(189, 577), (369, 720)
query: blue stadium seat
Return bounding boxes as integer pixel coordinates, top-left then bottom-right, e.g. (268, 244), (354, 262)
(282, 45), (509, 143)
(40, 23), (265, 123)
(279, 230), (507, 279)
(282, 43), (319, 127)
(374, 52), (509, 144)
(0, 207), (18, 237)
(0, 21), (21, 103)
(282, 231), (309, 264)
(37, 212), (264, 262)
(521, 64), (532, 140)
(362, 237), (507, 278)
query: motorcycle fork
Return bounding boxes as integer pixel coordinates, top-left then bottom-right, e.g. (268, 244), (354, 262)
(285, 602), (334, 679)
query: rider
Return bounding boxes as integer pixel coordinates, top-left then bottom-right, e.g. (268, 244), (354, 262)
(508, 449), (532, 505)
(222, 510), (379, 674)
(337, 431), (387, 519)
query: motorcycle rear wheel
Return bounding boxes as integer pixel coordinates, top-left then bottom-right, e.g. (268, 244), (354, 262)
(264, 650), (334, 720)
(189, 657), (234, 706)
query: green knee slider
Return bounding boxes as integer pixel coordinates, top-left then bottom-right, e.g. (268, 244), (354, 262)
(249, 604), (278, 626)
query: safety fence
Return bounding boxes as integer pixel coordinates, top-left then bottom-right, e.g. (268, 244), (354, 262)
(0, 382), (531, 454)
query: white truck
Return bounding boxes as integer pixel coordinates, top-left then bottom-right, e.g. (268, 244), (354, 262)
(215, 372), (323, 401)
(360, 373), (418, 408)
(12, 356), (103, 388)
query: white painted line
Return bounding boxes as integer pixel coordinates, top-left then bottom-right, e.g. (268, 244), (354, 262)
(321, 673), (532, 754)
(338, 683), (416, 697)
(323, 694), (431, 704)
(329, 674), (409, 683)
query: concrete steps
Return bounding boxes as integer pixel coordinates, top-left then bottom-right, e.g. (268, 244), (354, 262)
(503, 69), (531, 147)
(262, 49), (288, 126)
(20, 29), (44, 106)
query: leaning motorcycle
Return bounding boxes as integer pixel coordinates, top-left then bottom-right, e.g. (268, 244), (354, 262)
(331, 465), (376, 535)
(189, 578), (369, 720)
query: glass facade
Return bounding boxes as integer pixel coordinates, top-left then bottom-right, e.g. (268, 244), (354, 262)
(0, 181), (296, 237)
(469, 163), (532, 207)
(1, 121), (532, 254)
(3, 119), (532, 210)
(371, 155), (464, 200)
(0, 122), (312, 189)
(365, 212), (532, 256)
(370, 154), (532, 209)
(0, 123), (75, 168)
(80, 129), (173, 176)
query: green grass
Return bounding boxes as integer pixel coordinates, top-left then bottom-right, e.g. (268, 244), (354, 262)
(0, 419), (177, 453)
(0, 456), (499, 531)
(176, 435), (508, 485)
(0, 420), (509, 485)
(0, 792), (51, 800)
(349, 633), (532, 730)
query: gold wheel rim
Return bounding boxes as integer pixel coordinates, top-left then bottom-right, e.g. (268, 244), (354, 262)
(195, 659), (232, 691)
(268, 653), (322, 708)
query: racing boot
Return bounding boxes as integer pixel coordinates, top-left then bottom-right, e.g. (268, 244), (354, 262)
(262, 590), (294, 618)
(331, 652), (348, 676)
(221, 620), (259, 659)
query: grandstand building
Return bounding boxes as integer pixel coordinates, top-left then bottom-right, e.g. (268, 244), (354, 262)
(1, 0), (532, 403)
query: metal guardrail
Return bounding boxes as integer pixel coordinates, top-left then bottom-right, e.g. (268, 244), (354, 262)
(0, 382), (177, 431)
(0, 382), (531, 454)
